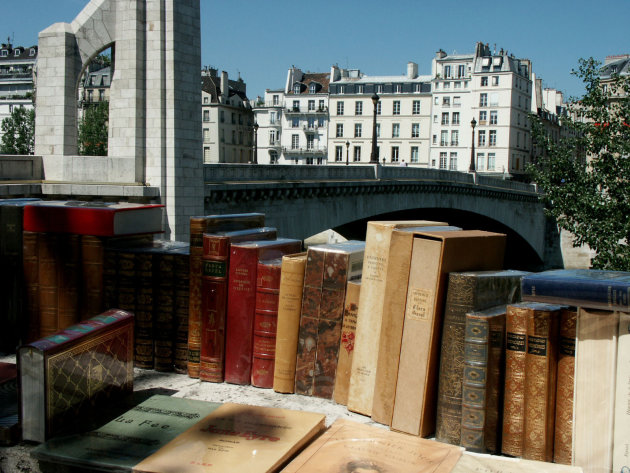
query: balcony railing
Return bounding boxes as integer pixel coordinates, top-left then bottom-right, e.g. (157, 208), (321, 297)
(283, 146), (327, 155)
(285, 106), (328, 115)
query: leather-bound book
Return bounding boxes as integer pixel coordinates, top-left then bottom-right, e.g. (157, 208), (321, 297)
(22, 231), (40, 343)
(295, 241), (365, 399)
(436, 270), (526, 446)
(199, 227), (276, 382)
(187, 213), (265, 379)
(173, 247), (190, 374)
(273, 252), (307, 394)
(17, 309), (134, 443)
(79, 235), (105, 319)
(333, 278), (361, 405)
(460, 305), (507, 454)
(134, 247), (155, 369)
(224, 238), (301, 385)
(154, 249), (176, 372)
(553, 308), (577, 465)
(251, 258), (282, 388)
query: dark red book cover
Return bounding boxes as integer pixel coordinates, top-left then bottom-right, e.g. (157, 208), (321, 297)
(224, 238), (302, 385)
(251, 259), (282, 388)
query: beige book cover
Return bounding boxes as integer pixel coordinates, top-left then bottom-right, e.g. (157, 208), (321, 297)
(347, 220), (445, 416)
(390, 231), (505, 437)
(572, 308), (619, 473)
(612, 312), (630, 473)
(282, 418), (463, 473)
(273, 253), (308, 393)
(132, 403), (325, 473)
(452, 451), (584, 473)
(333, 279), (361, 405)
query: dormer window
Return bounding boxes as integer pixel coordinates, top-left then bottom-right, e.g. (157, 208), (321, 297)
(14, 49), (20, 57)
(492, 57), (503, 67)
(309, 83), (317, 94)
(293, 83), (301, 94)
(29, 48), (36, 56)
(0, 50), (7, 57)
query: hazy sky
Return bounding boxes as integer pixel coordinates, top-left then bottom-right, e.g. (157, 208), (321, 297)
(2, 0), (628, 100)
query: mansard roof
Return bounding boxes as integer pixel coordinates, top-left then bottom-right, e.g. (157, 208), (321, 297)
(288, 72), (330, 95)
(601, 56), (630, 79)
(0, 44), (37, 62)
(201, 74), (249, 103)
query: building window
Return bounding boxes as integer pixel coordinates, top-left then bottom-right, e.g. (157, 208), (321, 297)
(434, 96), (439, 105)
(442, 96), (451, 107)
(202, 96), (208, 104)
(293, 83), (301, 94)
(355, 101), (363, 115)
(433, 115), (438, 123)
(449, 152), (458, 170)
(393, 101), (401, 115)
(411, 146), (419, 163)
(353, 146), (361, 161)
(376, 102), (382, 115)
(319, 100), (325, 110)
(309, 83), (317, 94)
(452, 112), (460, 125)
(269, 112), (275, 124)
(440, 130), (448, 146)
(238, 114), (243, 125)
(394, 84), (402, 93)
(337, 101), (344, 115)
(478, 130), (486, 146)
(492, 76), (499, 86)
(219, 110), (225, 123)
(453, 96), (461, 107)
(203, 147), (210, 161)
(392, 123), (400, 138)
(203, 110), (210, 122)
(292, 100), (299, 111)
(335, 146), (343, 162)
(451, 130), (459, 146)
(479, 110), (487, 123)
(444, 65), (451, 78)
(432, 134), (437, 144)
(340, 86), (345, 94)
(269, 130), (277, 145)
(490, 111), (498, 125)
(336, 123), (344, 138)
(391, 146), (400, 162)
(270, 151), (278, 164)
(441, 112), (449, 125)
(220, 129), (225, 142)
(439, 152), (447, 169)
(458, 64), (466, 78)
(292, 118), (300, 128)
(476, 153), (485, 171)
(376, 123), (380, 137)
(358, 85), (364, 94)
(308, 100), (315, 111)
(479, 93), (488, 107)
(488, 153), (496, 170)
(318, 117), (325, 127)
(203, 128), (209, 143)
(377, 84), (383, 93)
(231, 113), (235, 124)
(238, 131), (243, 144)
(454, 81), (462, 89)
(412, 123), (420, 138)
(292, 134), (299, 149)
(489, 130), (497, 146)
(273, 95), (279, 105)
(412, 100), (421, 115)
(355, 123), (362, 138)
(307, 117), (316, 129)
(232, 130), (236, 144)
(307, 135), (314, 149)
(482, 76), (489, 87)
(443, 82), (451, 89)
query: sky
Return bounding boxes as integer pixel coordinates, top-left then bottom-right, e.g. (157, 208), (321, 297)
(2, 0), (629, 101)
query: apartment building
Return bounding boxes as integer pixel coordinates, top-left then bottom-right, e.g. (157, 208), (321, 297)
(252, 89), (285, 164)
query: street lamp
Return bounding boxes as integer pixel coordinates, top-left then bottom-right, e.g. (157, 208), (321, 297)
(370, 92), (380, 163)
(469, 117), (477, 173)
(253, 122), (259, 164)
(345, 140), (350, 165)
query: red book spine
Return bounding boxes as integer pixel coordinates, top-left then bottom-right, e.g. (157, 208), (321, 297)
(251, 260), (282, 388)
(199, 235), (230, 382)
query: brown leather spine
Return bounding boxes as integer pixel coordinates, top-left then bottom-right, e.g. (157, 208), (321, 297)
(22, 231), (40, 342)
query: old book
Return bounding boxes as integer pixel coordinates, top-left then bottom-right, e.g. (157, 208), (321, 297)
(460, 305), (507, 454)
(22, 231), (40, 343)
(224, 238), (302, 385)
(346, 220), (446, 416)
(251, 258), (283, 388)
(613, 312), (630, 473)
(173, 249), (190, 374)
(521, 269), (630, 311)
(188, 213), (265, 379)
(435, 270), (527, 446)
(23, 201), (164, 236)
(17, 309), (134, 443)
(390, 230), (505, 437)
(80, 235), (106, 319)
(523, 302), (561, 462)
(554, 308), (577, 465)
(295, 240), (365, 399)
(452, 451), (584, 473)
(573, 308), (619, 473)
(282, 418), (463, 473)
(132, 403), (325, 473)
(134, 247), (156, 369)
(0, 362), (19, 445)
(199, 227), (276, 382)
(333, 279), (361, 405)
(32, 395), (222, 473)
(273, 252), (307, 394)
(369, 225), (461, 425)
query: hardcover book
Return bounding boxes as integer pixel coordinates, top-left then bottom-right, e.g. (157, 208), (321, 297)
(282, 418), (463, 473)
(333, 278), (361, 405)
(390, 230), (505, 437)
(273, 252), (308, 394)
(345, 220), (446, 416)
(435, 270), (526, 446)
(554, 308), (577, 465)
(0, 362), (19, 445)
(199, 227), (277, 382)
(32, 395), (222, 473)
(17, 309), (134, 443)
(295, 240), (365, 399)
(23, 201), (164, 236)
(188, 213), (266, 378)
(224, 238), (302, 385)
(613, 312), (630, 473)
(173, 249), (191, 374)
(460, 305), (507, 454)
(132, 403), (325, 473)
(521, 269), (630, 311)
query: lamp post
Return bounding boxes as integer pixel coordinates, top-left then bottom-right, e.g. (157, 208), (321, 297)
(469, 117), (476, 173)
(345, 140), (350, 165)
(370, 92), (380, 163)
(253, 122), (259, 164)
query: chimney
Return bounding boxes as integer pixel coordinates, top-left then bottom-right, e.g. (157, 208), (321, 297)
(436, 49), (447, 59)
(407, 62), (418, 79)
(221, 71), (229, 102)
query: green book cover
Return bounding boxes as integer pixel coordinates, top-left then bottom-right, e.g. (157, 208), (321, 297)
(32, 395), (222, 472)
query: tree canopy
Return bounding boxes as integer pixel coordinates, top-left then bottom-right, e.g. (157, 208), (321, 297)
(78, 101), (109, 156)
(528, 58), (630, 270)
(1, 106), (35, 155)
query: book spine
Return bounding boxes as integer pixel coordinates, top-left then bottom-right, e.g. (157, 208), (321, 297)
(187, 219), (204, 378)
(295, 248), (326, 395)
(22, 231), (40, 343)
(502, 304), (528, 457)
(613, 312), (630, 473)
(273, 254), (307, 394)
(483, 313), (506, 454)
(38, 233), (59, 338)
(553, 308), (577, 465)
(251, 260), (282, 388)
(333, 279), (361, 405)
(56, 234), (81, 332)
(80, 235), (105, 319)
(0, 205), (25, 351)
(435, 273), (477, 445)
(154, 253), (175, 372)
(134, 251), (154, 369)
(173, 252), (190, 374)
(199, 236), (230, 382)
(102, 247), (118, 312)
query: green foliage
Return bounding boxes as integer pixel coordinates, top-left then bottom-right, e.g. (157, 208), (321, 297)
(1, 106), (35, 155)
(78, 101), (109, 156)
(527, 58), (630, 270)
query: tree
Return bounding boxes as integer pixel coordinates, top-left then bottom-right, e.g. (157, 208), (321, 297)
(528, 58), (630, 270)
(78, 101), (109, 156)
(1, 106), (35, 155)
